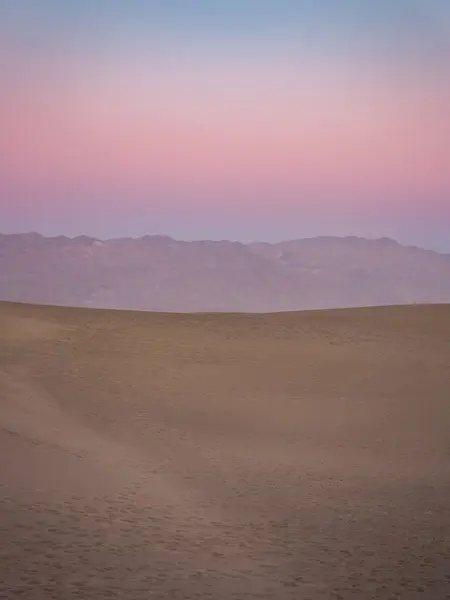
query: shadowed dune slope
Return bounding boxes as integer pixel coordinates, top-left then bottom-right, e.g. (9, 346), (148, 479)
(1, 301), (450, 599)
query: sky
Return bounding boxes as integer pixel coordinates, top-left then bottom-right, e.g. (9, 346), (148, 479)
(1, 0), (449, 251)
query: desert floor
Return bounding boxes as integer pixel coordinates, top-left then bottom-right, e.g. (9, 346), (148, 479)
(1, 301), (449, 599)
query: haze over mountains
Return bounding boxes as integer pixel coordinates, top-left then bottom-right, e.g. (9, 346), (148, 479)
(1, 232), (450, 312)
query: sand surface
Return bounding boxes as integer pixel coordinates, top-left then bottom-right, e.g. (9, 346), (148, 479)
(1, 302), (449, 599)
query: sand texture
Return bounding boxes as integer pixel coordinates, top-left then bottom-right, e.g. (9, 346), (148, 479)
(1, 302), (449, 599)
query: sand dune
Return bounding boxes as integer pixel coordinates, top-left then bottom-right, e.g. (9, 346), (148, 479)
(1, 301), (449, 599)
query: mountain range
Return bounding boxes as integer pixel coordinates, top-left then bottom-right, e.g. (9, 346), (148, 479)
(1, 232), (449, 312)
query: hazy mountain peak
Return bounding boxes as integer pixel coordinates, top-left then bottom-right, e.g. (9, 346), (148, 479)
(73, 235), (98, 245)
(139, 234), (175, 244)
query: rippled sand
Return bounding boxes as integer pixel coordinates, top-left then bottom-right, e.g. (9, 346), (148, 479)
(1, 302), (449, 599)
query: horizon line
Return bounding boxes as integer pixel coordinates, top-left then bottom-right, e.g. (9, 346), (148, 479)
(0, 230), (446, 255)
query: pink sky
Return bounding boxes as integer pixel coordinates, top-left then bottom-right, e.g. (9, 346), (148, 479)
(2, 53), (449, 201)
(1, 1), (449, 249)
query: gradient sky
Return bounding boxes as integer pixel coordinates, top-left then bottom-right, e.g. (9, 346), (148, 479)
(1, 1), (450, 250)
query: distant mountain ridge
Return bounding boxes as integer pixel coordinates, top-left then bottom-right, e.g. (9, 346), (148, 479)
(1, 232), (449, 312)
